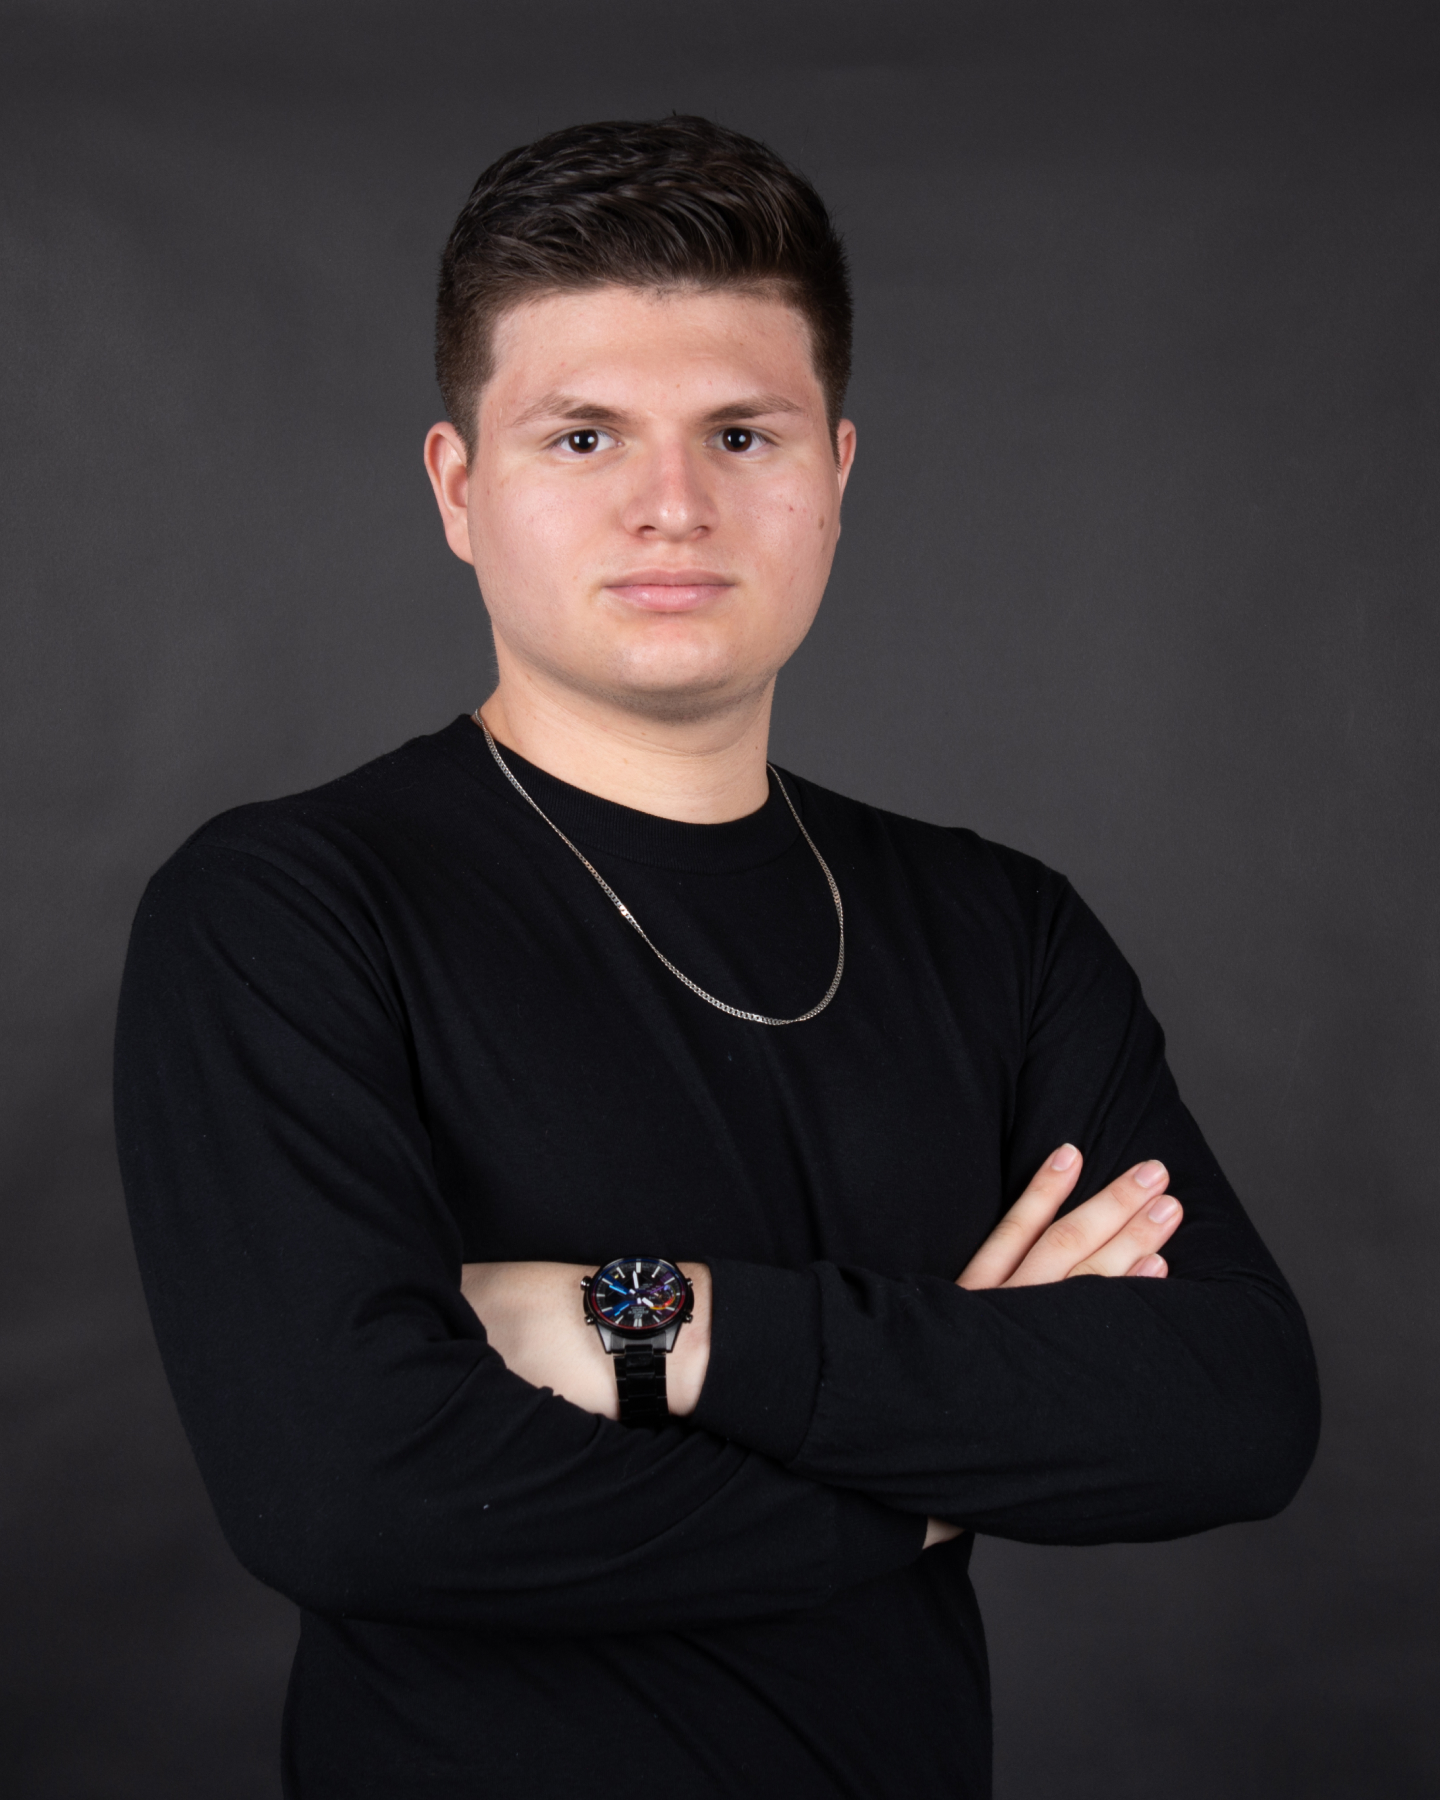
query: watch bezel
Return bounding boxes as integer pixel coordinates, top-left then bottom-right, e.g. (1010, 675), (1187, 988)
(582, 1256), (693, 1338)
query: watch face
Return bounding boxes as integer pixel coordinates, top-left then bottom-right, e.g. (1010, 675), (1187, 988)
(586, 1257), (689, 1335)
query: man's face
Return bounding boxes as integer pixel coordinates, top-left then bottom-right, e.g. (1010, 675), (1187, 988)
(427, 284), (856, 723)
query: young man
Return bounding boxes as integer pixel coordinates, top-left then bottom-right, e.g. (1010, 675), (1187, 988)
(116, 117), (1319, 1797)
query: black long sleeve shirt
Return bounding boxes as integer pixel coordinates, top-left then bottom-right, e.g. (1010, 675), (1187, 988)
(114, 716), (1319, 1799)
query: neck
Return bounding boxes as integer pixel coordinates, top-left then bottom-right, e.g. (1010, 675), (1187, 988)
(476, 659), (775, 825)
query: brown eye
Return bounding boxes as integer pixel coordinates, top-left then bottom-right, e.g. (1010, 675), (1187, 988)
(720, 428), (756, 452)
(565, 430), (601, 453)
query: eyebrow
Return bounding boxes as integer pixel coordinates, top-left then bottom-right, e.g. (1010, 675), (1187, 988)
(510, 394), (626, 429)
(697, 392), (807, 427)
(509, 390), (808, 430)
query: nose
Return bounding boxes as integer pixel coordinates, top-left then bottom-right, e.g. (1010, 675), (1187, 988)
(618, 439), (715, 540)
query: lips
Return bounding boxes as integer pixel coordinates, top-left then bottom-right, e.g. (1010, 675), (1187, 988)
(604, 569), (735, 612)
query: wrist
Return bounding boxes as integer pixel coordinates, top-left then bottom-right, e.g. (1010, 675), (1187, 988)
(579, 1256), (710, 1423)
(664, 1262), (711, 1415)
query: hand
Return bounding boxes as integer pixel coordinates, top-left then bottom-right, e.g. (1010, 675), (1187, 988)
(460, 1260), (712, 1420)
(956, 1144), (1182, 1291)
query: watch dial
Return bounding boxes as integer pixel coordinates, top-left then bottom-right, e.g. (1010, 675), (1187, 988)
(588, 1258), (688, 1334)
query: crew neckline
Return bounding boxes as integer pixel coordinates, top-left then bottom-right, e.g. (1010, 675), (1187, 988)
(436, 714), (804, 874)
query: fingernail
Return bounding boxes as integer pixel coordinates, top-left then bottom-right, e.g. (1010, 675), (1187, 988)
(1134, 1161), (1167, 1189)
(1147, 1195), (1179, 1224)
(1049, 1143), (1079, 1172)
(1133, 1254), (1167, 1278)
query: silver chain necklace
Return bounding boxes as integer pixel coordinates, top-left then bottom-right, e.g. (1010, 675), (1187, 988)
(474, 711), (845, 1027)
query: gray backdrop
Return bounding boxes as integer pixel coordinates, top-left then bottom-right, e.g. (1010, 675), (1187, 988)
(3, 2), (1436, 1794)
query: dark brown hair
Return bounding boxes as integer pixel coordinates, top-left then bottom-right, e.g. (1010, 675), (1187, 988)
(435, 116), (852, 453)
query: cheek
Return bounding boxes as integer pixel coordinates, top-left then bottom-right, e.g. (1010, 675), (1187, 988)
(744, 482), (839, 601)
(471, 478), (598, 605)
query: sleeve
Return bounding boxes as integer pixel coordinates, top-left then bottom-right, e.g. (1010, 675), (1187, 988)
(113, 836), (922, 1636)
(691, 879), (1321, 1544)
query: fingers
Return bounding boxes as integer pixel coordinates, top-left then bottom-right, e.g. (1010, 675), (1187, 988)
(1002, 1160), (1176, 1288)
(956, 1145), (1084, 1290)
(1127, 1254), (1168, 1278)
(1068, 1185), (1182, 1278)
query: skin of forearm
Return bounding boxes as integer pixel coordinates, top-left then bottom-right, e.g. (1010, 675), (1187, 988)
(459, 1259), (713, 1419)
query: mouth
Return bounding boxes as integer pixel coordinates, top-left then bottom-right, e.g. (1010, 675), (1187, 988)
(604, 569), (735, 613)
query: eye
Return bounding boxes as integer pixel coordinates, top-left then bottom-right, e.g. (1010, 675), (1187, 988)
(557, 428), (614, 455)
(719, 427), (758, 453)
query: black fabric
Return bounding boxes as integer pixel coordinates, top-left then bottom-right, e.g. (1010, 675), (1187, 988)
(114, 716), (1319, 1799)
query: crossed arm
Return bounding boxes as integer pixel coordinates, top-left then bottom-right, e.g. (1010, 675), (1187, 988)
(462, 1144), (1184, 1544)
(118, 836), (1320, 1632)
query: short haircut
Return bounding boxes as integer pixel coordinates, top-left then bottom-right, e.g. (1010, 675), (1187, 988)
(435, 116), (852, 454)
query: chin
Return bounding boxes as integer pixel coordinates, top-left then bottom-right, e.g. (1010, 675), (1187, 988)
(508, 624), (782, 725)
(571, 653), (767, 724)
(593, 676), (761, 725)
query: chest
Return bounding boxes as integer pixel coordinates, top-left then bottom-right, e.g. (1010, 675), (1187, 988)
(380, 838), (1025, 1279)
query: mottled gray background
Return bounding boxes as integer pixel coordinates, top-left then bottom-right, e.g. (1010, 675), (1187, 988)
(3, 1), (1436, 1794)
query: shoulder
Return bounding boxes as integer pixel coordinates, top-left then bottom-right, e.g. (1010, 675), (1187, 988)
(778, 766), (1073, 932)
(781, 771), (1143, 1030)
(152, 718), (474, 890)
(129, 720), (485, 961)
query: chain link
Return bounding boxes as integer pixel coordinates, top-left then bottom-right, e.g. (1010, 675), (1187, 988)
(475, 712), (845, 1027)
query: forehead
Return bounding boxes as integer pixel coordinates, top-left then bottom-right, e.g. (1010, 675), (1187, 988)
(483, 285), (822, 415)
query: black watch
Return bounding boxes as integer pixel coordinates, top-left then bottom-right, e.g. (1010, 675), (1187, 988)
(581, 1256), (694, 1426)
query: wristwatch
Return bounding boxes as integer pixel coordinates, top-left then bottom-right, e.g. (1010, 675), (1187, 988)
(581, 1256), (694, 1426)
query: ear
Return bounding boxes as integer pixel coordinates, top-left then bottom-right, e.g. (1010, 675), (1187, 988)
(423, 421), (477, 566)
(834, 418), (857, 500)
